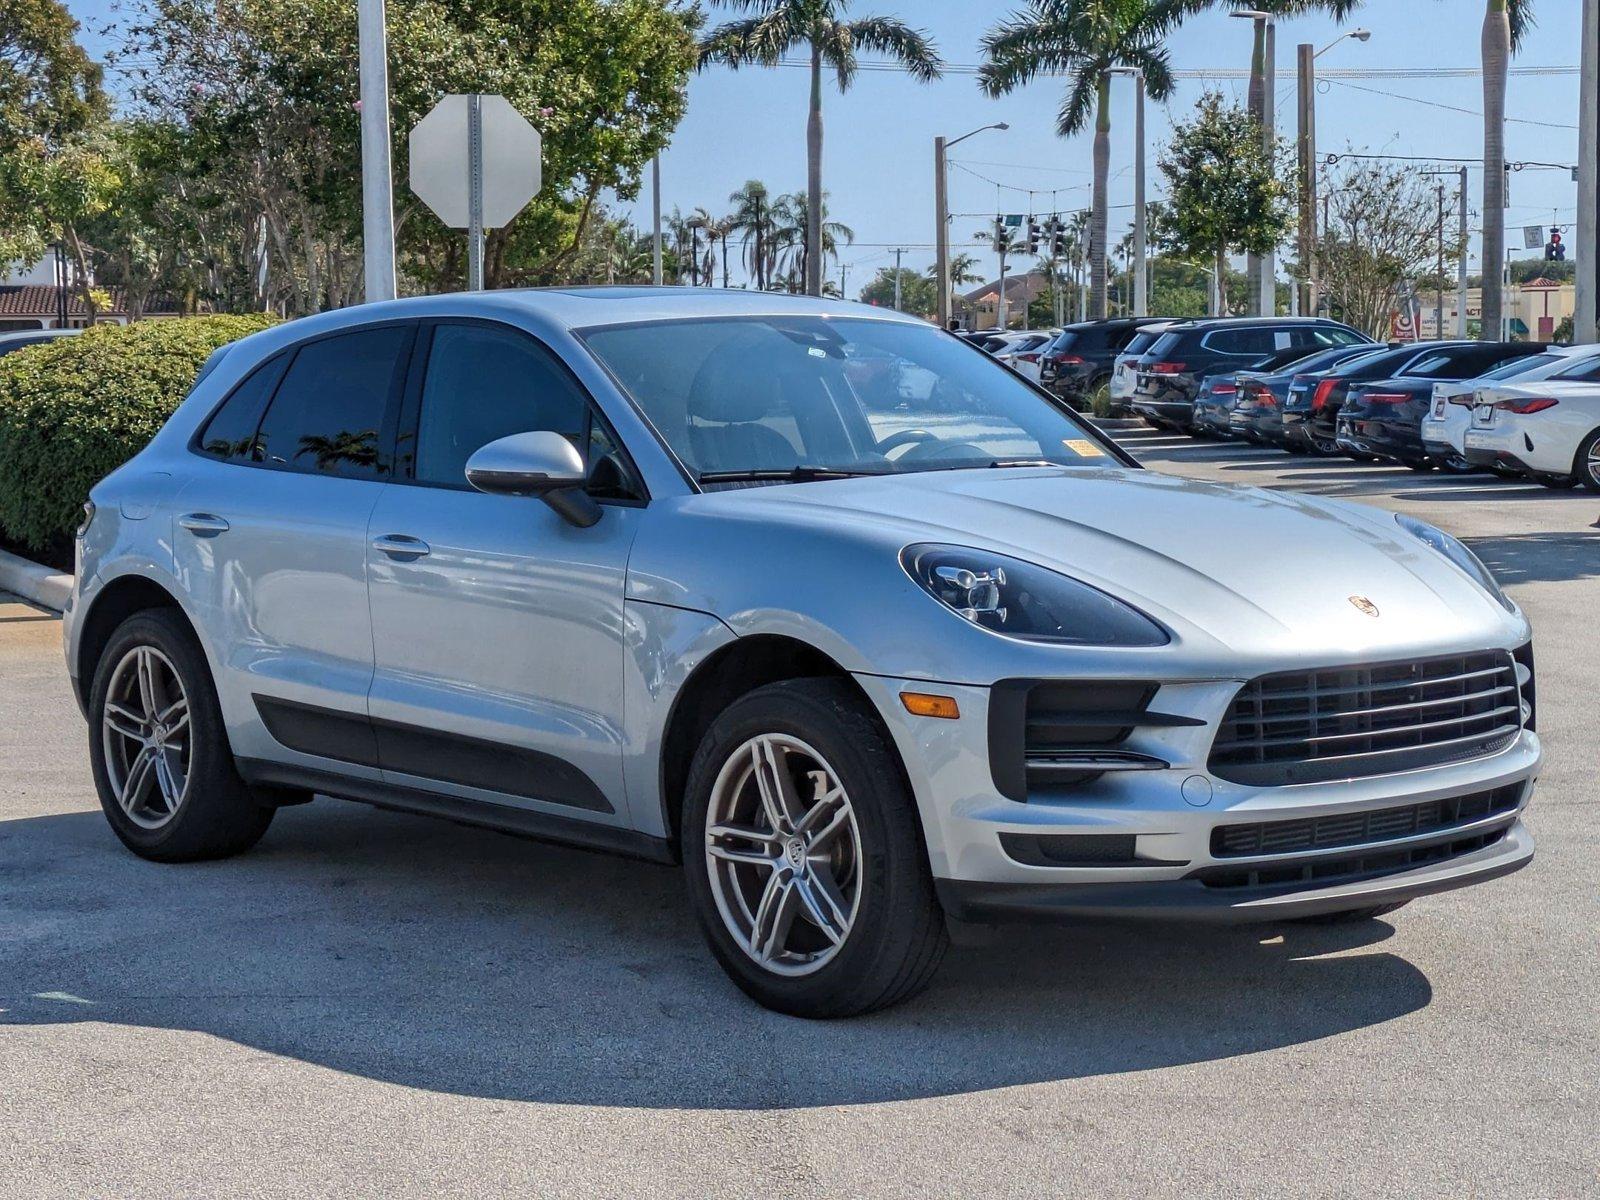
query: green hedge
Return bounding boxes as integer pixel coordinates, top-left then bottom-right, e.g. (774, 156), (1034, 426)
(0, 314), (278, 554)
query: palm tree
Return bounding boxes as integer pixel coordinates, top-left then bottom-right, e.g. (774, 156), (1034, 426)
(1477, 0), (1535, 339)
(699, 1), (941, 296)
(980, 1), (1197, 320)
(728, 180), (777, 289)
(770, 191), (854, 289)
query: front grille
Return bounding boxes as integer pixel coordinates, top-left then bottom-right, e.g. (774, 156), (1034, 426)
(1209, 651), (1524, 786)
(1210, 783), (1522, 858)
(1191, 828), (1510, 891)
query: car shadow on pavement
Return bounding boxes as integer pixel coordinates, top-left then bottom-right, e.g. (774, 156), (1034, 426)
(1, 803), (1432, 1110)
(1463, 531), (1600, 585)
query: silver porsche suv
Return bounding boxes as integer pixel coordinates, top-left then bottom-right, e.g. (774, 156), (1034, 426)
(65, 289), (1538, 1017)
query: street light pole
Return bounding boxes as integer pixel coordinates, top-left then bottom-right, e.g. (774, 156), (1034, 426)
(1297, 43), (1317, 317)
(893, 246), (904, 311)
(1108, 67), (1148, 317)
(357, 0), (396, 302)
(1577, 0), (1599, 343)
(651, 154), (663, 286)
(935, 122), (1008, 329)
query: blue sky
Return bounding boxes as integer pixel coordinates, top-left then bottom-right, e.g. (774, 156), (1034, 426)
(64, 0), (1585, 290)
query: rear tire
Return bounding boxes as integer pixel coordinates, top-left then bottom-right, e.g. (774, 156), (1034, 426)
(88, 609), (273, 862)
(681, 679), (948, 1018)
(1574, 429), (1600, 493)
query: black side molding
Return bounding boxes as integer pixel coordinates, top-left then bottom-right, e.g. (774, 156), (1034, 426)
(252, 695), (614, 813)
(236, 758), (676, 865)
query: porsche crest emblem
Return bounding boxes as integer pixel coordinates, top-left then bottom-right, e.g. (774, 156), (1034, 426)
(1348, 595), (1380, 618)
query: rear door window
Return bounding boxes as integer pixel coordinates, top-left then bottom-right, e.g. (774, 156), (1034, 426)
(1550, 356), (1600, 382)
(253, 325), (412, 479)
(1202, 327), (1278, 357)
(195, 356), (286, 464)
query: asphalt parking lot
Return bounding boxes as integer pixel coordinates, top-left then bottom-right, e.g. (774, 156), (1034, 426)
(2, 433), (1597, 1198)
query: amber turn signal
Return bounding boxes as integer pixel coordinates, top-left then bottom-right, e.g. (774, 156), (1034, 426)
(900, 692), (961, 720)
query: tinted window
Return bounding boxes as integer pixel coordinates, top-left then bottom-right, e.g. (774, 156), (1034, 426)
(195, 357), (285, 463)
(410, 323), (606, 491)
(254, 326), (409, 479)
(1065, 326), (1112, 353)
(1121, 330), (1162, 357)
(1549, 356), (1600, 382)
(1294, 325), (1367, 348)
(1330, 346), (1417, 378)
(1203, 327), (1277, 356)
(1146, 332), (1184, 358)
(1482, 352), (1564, 380)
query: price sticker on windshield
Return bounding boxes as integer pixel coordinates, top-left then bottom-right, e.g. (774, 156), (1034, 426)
(1063, 438), (1105, 457)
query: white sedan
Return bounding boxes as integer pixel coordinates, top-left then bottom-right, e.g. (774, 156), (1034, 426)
(1422, 345), (1600, 469)
(1461, 356), (1600, 490)
(990, 331), (1056, 382)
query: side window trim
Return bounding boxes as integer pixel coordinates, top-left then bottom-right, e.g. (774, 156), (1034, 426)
(396, 316), (648, 504)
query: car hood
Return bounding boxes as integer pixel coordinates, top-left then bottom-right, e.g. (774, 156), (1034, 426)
(655, 466), (1520, 666)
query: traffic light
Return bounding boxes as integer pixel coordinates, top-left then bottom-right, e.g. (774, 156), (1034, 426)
(1546, 229), (1566, 261)
(1024, 216), (1041, 254)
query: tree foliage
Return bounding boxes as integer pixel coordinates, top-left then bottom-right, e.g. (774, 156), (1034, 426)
(859, 266), (934, 316)
(99, 0), (697, 312)
(1157, 92), (1292, 313)
(1312, 159), (1462, 337)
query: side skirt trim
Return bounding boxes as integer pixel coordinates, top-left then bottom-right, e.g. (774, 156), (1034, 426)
(236, 758), (677, 865)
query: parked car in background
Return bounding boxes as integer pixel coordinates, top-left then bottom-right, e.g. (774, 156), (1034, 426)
(1333, 342), (1550, 468)
(1038, 317), (1168, 405)
(1130, 318), (1370, 431)
(992, 330), (1058, 382)
(1422, 346), (1600, 471)
(1229, 343), (1393, 449)
(63, 287), (1541, 1019)
(1192, 343), (1373, 438)
(1107, 322), (1177, 413)
(0, 327), (81, 358)
(1463, 367), (1600, 490)
(1284, 341), (1536, 456)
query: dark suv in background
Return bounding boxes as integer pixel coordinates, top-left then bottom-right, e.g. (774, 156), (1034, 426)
(1129, 317), (1370, 430)
(1038, 317), (1169, 404)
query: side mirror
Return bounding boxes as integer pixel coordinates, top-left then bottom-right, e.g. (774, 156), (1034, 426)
(464, 431), (601, 528)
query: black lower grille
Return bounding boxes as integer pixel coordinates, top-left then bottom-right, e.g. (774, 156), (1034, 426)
(1211, 784), (1522, 858)
(988, 679), (1205, 800)
(1192, 828), (1510, 891)
(1210, 650), (1525, 786)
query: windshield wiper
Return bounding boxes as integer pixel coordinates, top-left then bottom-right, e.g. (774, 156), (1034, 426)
(985, 458), (1062, 468)
(696, 466), (891, 485)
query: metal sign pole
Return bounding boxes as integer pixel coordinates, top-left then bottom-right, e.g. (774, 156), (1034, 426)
(467, 94), (485, 291)
(357, 0), (396, 302)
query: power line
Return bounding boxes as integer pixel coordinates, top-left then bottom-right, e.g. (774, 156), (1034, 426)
(772, 58), (1577, 80)
(1324, 78), (1579, 130)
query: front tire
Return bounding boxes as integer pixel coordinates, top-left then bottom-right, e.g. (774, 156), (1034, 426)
(88, 609), (273, 862)
(681, 679), (948, 1018)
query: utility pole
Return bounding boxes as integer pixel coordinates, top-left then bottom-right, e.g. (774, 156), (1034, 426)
(1577, 0), (1599, 343)
(1436, 183), (1446, 338)
(1459, 167), (1470, 337)
(651, 154), (663, 286)
(935, 123), (1009, 330)
(1134, 75), (1147, 316)
(934, 137), (949, 325)
(1297, 43), (1317, 318)
(996, 229), (1010, 329)
(357, 0), (396, 302)
(1261, 19), (1276, 315)
(839, 260), (850, 299)
(893, 246), (904, 311)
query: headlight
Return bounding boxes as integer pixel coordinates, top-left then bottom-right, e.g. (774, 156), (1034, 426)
(1395, 514), (1515, 613)
(901, 543), (1169, 646)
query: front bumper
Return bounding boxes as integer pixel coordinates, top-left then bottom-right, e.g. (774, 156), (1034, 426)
(853, 671), (1540, 926)
(937, 820), (1533, 923)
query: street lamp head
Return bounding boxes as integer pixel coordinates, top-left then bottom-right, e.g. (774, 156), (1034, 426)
(1350, 28), (1372, 41)
(1231, 9), (1271, 20)
(995, 122), (1010, 132)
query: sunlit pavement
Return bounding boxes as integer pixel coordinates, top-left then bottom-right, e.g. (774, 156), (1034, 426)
(1, 437), (1596, 1198)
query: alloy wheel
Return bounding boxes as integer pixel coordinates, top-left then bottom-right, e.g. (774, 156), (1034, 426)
(101, 645), (191, 830)
(1586, 440), (1600, 487)
(703, 733), (863, 977)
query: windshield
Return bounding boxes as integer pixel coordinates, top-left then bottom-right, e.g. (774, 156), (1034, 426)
(1482, 352), (1563, 380)
(580, 316), (1117, 485)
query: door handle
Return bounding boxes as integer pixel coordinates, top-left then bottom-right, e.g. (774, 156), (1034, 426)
(372, 533), (431, 560)
(178, 512), (230, 537)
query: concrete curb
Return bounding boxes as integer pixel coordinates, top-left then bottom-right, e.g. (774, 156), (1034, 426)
(0, 547), (72, 612)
